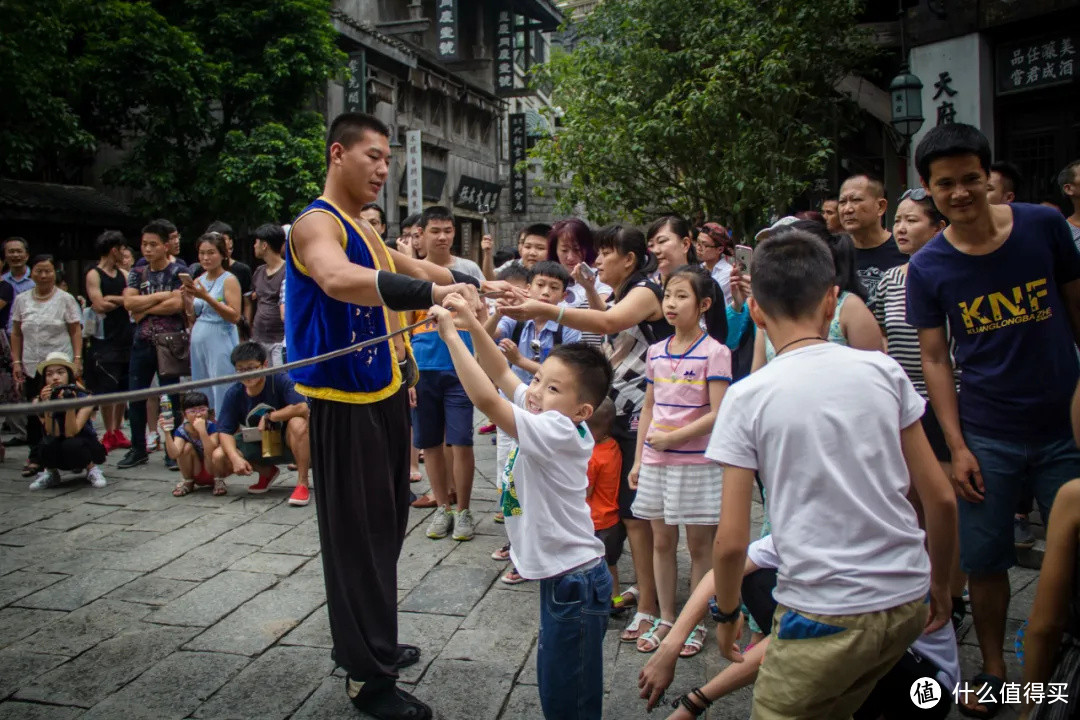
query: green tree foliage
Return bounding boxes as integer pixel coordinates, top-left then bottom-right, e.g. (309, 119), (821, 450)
(532, 0), (873, 236)
(0, 0), (344, 230)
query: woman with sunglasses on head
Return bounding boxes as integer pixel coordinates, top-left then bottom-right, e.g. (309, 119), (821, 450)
(876, 189), (968, 630)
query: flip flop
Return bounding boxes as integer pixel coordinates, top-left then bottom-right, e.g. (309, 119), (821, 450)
(957, 672), (1005, 718)
(620, 611), (657, 643)
(409, 471), (423, 483)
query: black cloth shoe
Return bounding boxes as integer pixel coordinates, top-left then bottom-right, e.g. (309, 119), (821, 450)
(395, 644), (420, 670)
(346, 676), (432, 720)
(117, 449), (149, 469)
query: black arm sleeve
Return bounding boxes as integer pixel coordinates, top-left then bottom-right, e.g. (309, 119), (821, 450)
(375, 271), (435, 311)
(449, 270), (482, 288)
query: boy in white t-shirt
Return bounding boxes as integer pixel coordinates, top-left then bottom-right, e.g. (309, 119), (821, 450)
(428, 294), (612, 719)
(705, 229), (958, 719)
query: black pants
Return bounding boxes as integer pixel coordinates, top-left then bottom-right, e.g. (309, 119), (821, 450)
(127, 340), (181, 450)
(741, 568), (952, 720)
(310, 390), (411, 681)
(39, 435), (107, 471)
(23, 373), (45, 451)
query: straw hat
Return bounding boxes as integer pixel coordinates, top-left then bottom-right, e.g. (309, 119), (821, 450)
(36, 351), (77, 378)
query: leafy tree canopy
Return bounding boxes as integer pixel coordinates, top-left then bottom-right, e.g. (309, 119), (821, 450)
(0, 0), (344, 231)
(532, 0), (873, 237)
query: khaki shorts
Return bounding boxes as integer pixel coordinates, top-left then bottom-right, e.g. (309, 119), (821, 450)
(752, 596), (929, 720)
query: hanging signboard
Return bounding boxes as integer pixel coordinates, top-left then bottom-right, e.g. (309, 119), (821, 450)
(406, 130), (423, 216)
(997, 35), (1076, 95)
(454, 175), (501, 212)
(436, 0), (459, 60)
(495, 10), (515, 95)
(345, 52), (366, 113)
(509, 113), (527, 214)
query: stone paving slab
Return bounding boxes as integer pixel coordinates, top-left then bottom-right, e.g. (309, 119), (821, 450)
(148, 570), (276, 627)
(184, 582), (325, 656)
(0, 701), (82, 720)
(0, 648), (69, 701)
(399, 564), (499, 616)
(12, 597), (152, 657)
(228, 550), (310, 576)
(15, 569), (143, 611)
(413, 659), (516, 720)
(192, 645), (335, 720)
(81, 650), (251, 720)
(0, 570), (67, 608)
(0, 607), (67, 650)
(152, 538), (258, 581)
(280, 603), (333, 649)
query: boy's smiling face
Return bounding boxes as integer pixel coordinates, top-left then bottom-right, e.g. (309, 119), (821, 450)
(529, 275), (566, 306)
(525, 357), (592, 423)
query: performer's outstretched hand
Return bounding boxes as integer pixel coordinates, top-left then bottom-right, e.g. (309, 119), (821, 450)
(432, 282), (481, 314)
(481, 280), (528, 304)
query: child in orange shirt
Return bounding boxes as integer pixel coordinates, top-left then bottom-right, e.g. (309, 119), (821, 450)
(587, 397), (624, 594)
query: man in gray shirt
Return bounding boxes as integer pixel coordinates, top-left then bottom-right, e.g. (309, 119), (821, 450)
(247, 223), (287, 366)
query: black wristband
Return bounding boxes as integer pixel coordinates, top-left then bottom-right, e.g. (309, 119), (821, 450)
(375, 271), (435, 311)
(449, 269), (481, 288)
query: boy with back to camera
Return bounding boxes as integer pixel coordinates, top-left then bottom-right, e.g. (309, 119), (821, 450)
(706, 229), (958, 719)
(429, 293), (612, 720)
(586, 397), (624, 602)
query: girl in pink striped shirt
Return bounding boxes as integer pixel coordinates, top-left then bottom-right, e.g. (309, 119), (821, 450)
(629, 265), (731, 657)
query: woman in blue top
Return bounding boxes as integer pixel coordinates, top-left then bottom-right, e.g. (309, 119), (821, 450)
(183, 232), (242, 415)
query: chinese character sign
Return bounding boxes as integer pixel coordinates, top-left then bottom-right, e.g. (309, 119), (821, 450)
(509, 113), (527, 214)
(454, 176), (501, 212)
(345, 52), (366, 113)
(406, 130), (423, 216)
(436, 0), (459, 60)
(998, 35), (1076, 94)
(495, 10), (516, 95)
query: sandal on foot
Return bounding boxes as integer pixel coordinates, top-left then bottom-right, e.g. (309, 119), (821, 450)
(212, 478), (228, 496)
(672, 688), (712, 717)
(493, 511), (504, 524)
(21, 462), (40, 478)
(637, 618), (674, 653)
(620, 611), (658, 643)
(957, 672), (1005, 718)
(612, 585), (639, 610)
(395, 643), (421, 670)
(409, 471), (422, 483)
(491, 543), (511, 561)
(679, 624), (707, 658)
(500, 567), (528, 585)
(172, 479), (195, 497)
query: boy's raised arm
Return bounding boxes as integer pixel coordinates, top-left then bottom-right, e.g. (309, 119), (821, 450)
(430, 299), (520, 439)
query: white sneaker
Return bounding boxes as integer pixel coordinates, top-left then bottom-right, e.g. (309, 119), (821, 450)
(29, 470), (61, 491)
(426, 506), (454, 539)
(452, 508), (476, 541)
(87, 467), (107, 489)
(146, 431), (160, 452)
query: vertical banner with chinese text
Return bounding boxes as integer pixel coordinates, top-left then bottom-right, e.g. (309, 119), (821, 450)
(495, 10), (515, 95)
(406, 130), (423, 216)
(345, 52), (366, 113)
(509, 113), (527, 214)
(436, 0), (459, 60)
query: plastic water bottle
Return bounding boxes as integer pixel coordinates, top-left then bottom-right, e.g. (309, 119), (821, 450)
(160, 395), (174, 433)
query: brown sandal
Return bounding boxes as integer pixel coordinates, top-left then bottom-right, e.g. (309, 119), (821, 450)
(212, 478), (228, 496)
(172, 479), (195, 497)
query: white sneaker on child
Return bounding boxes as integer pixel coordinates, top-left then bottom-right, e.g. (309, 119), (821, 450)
(146, 431), (159, 452)
(87, 467), (107, 489)
(426, 506), (454, 539)
(452, 508), (476, 541)
(29, 470), (61, 491)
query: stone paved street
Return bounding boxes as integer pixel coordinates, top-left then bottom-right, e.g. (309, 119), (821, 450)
(0, 420), (1036, 719)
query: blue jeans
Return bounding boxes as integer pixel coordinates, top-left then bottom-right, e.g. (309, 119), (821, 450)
(411, 369), (474, 448)
(128, 340), (181, 450)
(960, 430), (1080, 574)
(537, 560), (611, 720)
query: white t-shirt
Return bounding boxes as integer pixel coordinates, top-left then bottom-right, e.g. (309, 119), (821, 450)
(706, 342), (930, 615)
(747, 534), (960, 690)
(704, 258), (734, 307)
(11, 290), (82, 378)
(505, 384), (605, 579)
(450, 256), (485, 284)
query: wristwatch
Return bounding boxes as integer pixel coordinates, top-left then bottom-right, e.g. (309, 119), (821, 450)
(708, 596), (740, 624)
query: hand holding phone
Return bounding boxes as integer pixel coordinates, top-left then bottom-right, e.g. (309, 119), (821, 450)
(178, 272), (193, 286)
(734, 245), (753, 272)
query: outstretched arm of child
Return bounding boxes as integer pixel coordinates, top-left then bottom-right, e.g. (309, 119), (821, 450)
(430, 298), (521, 440)
(902, 420), (957, 633)
(712, 464), (754, 664)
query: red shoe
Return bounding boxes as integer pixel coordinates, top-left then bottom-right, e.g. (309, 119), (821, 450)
(478, 423), (496, 435)
(288, 484), (310, 506)
(101, 431), (117, 454)
(247, 466), (280, 494)
(112, 430), (132, 449)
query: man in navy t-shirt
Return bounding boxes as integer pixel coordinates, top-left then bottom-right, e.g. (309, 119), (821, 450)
(213, 342), (311, 507)
(906, 123), (1080, 716)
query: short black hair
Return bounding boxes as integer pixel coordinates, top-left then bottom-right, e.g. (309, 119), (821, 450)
(1057, 160), (1080, 191)
(231, 341), (268, 366)
(400, 213), (421, 234)
(496, 263), (530, 284)
(586, 397), (616, 439)
(915, 123), (992, 184)
(521, 223), (552, 241)
(493, 248), (517, 267)
(206, 221), (233, 238)
(142, 220), (173, 244)
(95, 230), (127, 258)
(750, 229), (836, 321)
(2, 236), (28, 254)
(28, 254), (57, 271)
(991, 161), (1024, 198)
(419, 205), (455, 229)
(253, 223), (286, 254)
(361, 202), (386, 227)
(528, 260), (571, 291)
(326, 112), (390, 167)
(547, 343), (613, 409)
(182, 391), (210, 410)
(840, 173), (885, 199)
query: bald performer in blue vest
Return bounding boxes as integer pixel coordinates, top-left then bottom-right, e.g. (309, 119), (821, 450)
(285, 112), (517, 720)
